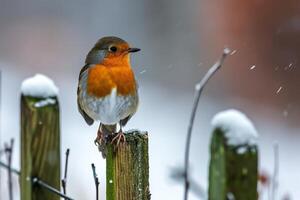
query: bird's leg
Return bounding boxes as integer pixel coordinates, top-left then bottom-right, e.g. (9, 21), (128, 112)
(94, 124), (105, 146)
(111, 126), (126, 147)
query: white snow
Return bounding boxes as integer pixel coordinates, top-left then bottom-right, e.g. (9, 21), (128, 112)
(139, 69), (147, 74)
(195, 83), (201, 91)
(237, 146), (248, 154)
(34, 98), (56, 108)
(223, 48), (231, 54)
(21, 74), (59, 98)
(250, 65), (256, 70)
(230, 50), (237, 55)
(211, 109), (258, 146)
(276, 86), (283, 94)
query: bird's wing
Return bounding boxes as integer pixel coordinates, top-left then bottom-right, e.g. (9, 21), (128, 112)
(78, 48), (106, 125)
(120, 115), (132, 127)
(120, 90), (139, 127)
(77, 65), (94, 126)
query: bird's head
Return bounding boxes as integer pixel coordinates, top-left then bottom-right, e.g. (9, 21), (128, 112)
(85, 36), (140, 67)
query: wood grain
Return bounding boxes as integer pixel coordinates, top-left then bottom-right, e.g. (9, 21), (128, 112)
(106, 131), (150, 200)
(20, 95), (61, 200)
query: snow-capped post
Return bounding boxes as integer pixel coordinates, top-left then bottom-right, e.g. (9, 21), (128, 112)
(106, 130), (150, 200)
(208, 109), (258, 200)
(20, 74), (61, 200)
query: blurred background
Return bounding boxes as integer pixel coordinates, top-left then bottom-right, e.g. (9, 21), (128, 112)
(0, 0), (299, 199)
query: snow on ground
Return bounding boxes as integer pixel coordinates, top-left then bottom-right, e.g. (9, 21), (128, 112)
(211, 109), (258, 146)
(21, 74), (59, 98)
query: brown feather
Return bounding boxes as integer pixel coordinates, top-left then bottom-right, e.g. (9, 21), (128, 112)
(77, 65), (94, 125)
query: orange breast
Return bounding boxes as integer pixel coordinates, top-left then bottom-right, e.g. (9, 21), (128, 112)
(87, 64), (136, 98)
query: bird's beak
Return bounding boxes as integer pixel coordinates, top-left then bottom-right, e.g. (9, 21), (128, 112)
(127, 48), (141, 53)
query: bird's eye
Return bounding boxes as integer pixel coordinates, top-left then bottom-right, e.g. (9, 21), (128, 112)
(109, 46), (117, 52)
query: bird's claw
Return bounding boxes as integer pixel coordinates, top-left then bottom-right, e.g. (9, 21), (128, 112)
(94, 130), (105, 146)
(94, 139), (101, 146)
(111, 131), (126, 147)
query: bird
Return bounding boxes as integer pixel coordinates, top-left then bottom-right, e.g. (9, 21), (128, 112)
(77, 36), (140, 156)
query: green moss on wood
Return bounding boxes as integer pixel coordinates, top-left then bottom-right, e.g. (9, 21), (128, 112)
(20, 95), (61, 200)
(208, 128), (258, 200)
(106, 131), (150, 200)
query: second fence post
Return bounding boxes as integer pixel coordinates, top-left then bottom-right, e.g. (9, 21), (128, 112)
(20, 74), (61, 200)
(106, 130), (150, 200)
(208, 110), (258, 200)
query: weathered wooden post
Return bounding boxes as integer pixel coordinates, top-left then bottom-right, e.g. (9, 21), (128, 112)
(106, 130), (150, 200)
(20, 74), (61, 200)
(208, 109), (258, 200)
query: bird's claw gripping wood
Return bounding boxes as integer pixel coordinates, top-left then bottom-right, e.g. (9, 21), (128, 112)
(94, 128), (105, 147)
(111, 130), (126, 147)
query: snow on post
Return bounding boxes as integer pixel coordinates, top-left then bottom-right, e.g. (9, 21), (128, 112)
(20, 74), (61, 200)
(21, 74), (58, 98)
(208, 109), (258, 200)
(211, 109), (258, 147)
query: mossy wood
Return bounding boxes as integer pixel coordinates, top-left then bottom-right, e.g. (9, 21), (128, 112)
(106, 131), (150, 200)
(20, 95), (61, 200)
(208, 128), (258, 200)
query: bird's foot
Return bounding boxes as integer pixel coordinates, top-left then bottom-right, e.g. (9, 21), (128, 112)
(111, 130), (126, 147)
(94, 129), (105, 146)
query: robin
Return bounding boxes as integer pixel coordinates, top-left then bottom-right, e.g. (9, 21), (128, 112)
(77, 36), (140, 155)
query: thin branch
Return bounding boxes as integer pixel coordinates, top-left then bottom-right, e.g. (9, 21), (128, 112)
(0, 161), (75, 200)
(91, 163), (100, 200)
(32, 177), (75, 200)
(0, 161), (20, 175)
(62, 148), (70, 196)
(4, 139), (14, 200)
(271, 143), (279, 200)
(183, 48), (231, 200)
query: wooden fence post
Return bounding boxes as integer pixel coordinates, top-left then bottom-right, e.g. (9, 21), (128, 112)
(209, 110), (258, 200)
(106, 131), (150, 200)
(208, 128), (258, 200)
(20, 74), (61, 200)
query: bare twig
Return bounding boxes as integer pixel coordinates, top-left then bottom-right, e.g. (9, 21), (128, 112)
(32, 177), (75, 200)
(0, 161), (20, 175)
(271, 143), (279, 200)
(62, 148), (70, 196)
(183, 48), (231, 200)
(0, 161), (75, 200)
(4, 139), (14, 200)
(91, 163), (100, 200)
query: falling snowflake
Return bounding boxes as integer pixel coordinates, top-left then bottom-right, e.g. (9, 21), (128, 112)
(250, 65), (256, 70)
(230, 50), (237, 55)
(276, 86), (283, 94)
(139, 70), (147, 74)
